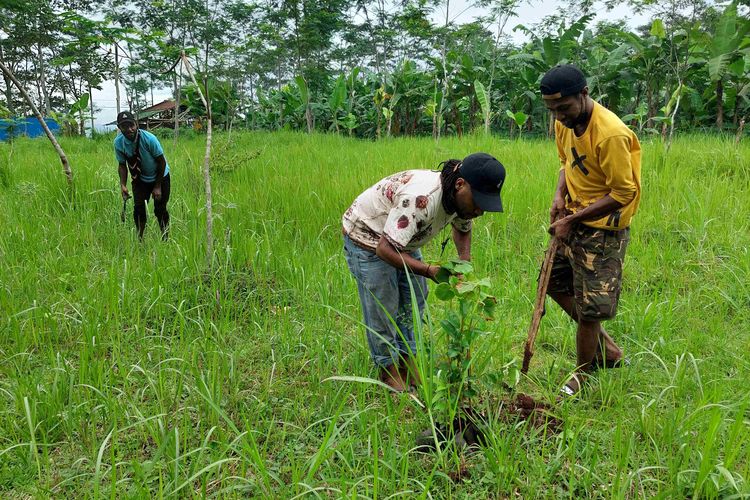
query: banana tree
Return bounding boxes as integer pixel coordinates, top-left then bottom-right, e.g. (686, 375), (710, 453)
(294, 75), (313, 133)
(48, 93), (90, 137)
(386, 60), (432, 136)
(328, 75), (347, 133)
(512, 14), (594, 70)
(474, 79), (491, 133)
(580, 27), (634, 115)
(509, 15), (592, 134)
(697, 2), (750, 129)
(622, 20), (671, 127)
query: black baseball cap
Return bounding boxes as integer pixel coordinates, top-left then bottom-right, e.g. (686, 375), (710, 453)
(116, 111), (137, 125)
(460, 153), (505, 212)
(540, 64), (587, 100)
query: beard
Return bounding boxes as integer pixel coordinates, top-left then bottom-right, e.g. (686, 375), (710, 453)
(562, 97), (589, 129)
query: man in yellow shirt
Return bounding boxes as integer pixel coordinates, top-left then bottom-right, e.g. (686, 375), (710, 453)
(540, 64), (642, 396)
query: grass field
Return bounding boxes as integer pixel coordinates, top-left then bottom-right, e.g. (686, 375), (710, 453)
(0, 130), (749, 498)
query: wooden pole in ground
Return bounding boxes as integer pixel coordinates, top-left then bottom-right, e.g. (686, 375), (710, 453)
(180, 51), (214, 268)
(521, 237), (559, 374)
(736, 118), (745, 146)
(0, 59), (73, 185)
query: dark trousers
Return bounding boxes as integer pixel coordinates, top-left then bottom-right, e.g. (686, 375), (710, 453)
(132, 174), (171, 239)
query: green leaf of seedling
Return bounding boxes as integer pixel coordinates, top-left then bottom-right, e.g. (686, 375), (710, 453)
(456, 281), (478, 294)
(476, 277), (492, 288)
(460, 299), (473, 317)
(441, 260), (456, 272)
(434, 266), (452, 283)
(453, 260), (473, 275)
(435, 282), (455, 300)
(482, 297), (497, 319)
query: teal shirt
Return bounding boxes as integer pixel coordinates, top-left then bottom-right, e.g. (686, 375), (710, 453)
(114, 130), (170, 182)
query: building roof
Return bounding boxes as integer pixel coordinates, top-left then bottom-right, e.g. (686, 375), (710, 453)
(141, 99), (176, 113)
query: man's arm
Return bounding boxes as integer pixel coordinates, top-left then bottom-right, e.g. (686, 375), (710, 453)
(550, 195), (623, 239)
(118, 162), (130, 200)
(152, 155), (167, 200)
(550, 169), (568, 223)
(452, 226), (471, 261)
(376, 236), (439, 281)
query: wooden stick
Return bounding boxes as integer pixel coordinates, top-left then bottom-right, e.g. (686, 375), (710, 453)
(521, 236), (559, 374)
(0, 59), (73, 185)
(180, 51), (214, 269)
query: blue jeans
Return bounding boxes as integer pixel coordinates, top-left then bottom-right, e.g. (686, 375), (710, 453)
(343, 234), (428, 368)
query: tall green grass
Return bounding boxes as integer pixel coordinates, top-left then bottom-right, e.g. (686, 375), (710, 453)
(0, 130), (748, 497)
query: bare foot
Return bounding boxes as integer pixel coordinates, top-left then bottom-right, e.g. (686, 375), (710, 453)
(399, 357), (422, 388)
(379, 364), (407, 392)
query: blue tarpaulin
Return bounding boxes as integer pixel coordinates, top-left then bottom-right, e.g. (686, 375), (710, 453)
(0, 117), (60, 141)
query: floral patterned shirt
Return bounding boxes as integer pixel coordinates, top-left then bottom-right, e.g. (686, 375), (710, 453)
(342, 170), (472, 252)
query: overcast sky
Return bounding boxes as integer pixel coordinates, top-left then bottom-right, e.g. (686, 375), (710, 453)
(93, 0), (649, 130)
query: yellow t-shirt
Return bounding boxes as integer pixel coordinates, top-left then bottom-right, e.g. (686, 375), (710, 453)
(556, 102), (641, 230)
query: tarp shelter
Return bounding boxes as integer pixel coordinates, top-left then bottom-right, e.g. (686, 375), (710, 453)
(0, 117), (60, 141)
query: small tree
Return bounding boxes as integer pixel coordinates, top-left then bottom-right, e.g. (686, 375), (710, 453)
(432, 259), (497, 430)
(0, 59), (73, 185)
(506, 109), (529, 138)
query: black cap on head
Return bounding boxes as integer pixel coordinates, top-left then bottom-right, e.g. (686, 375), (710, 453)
(540, 64), (587, 100)
(116, 111), (137, 125)
(459, 153), (505, 212)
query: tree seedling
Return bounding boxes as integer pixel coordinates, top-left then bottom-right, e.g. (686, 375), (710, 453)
(419, 259), (499, 451)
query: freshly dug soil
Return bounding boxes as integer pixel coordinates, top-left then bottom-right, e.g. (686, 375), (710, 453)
(415, 394), (562, 452)
(497, 393), (563, 433)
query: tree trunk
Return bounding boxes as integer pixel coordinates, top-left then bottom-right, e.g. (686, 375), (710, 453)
(203, 116), (214, 266)
(114, 43), (121, 115)
(736, 118), (745, 146)
(716, 78), (724, 130)
(646, 85), (656, 128)
(0, 59), (73, 185)
(305, 104), (313, 134)
(182, 51), (214, 269)
(436, 0), (450, 143)
(0, 45), (14, 115)
(666, 81), (682, 154)
(37, 42), (50, 116)
(174, 60), (181, 148)
(89, 84), (95, 136)
(376, 103), (382, 140)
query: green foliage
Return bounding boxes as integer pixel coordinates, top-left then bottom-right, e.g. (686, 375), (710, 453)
(706, 2), (749, 82)
(506, 109), (529, 137)
(181, 77), (239, 130)
(474, 79), (491, 131)
(431, 259), (498, 424)
(48, 94), (92, 137)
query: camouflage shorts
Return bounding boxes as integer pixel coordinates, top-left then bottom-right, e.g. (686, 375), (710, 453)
(547, 225), (630, 321)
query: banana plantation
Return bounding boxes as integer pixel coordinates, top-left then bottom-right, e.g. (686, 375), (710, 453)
(1, 0), (749, 139)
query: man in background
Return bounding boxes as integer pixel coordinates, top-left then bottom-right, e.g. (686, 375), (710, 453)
(114, 111), (171, 240)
